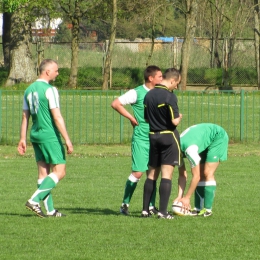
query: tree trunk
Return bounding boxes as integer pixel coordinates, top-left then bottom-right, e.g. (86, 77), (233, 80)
(2, 12), (11, 68)
(146, 22), (155, 67)
(5, 7), (36, 87)
(102, 0), (117, 90)
(68, 15), (80, 88)
(180, 0), (198, 91)
(254, 0), (260, 90)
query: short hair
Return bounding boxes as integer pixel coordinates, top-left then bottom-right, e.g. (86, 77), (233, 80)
(163, 68), (180, 80)
(39, 59), (57, 74)
(144, 65), (161, 82)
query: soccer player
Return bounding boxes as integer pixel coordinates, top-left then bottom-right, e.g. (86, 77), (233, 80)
(111, 65), (162, 216)
(17, 59), (73, 218)
(142, 68), (182, 219)
(175, 123), (229, 217)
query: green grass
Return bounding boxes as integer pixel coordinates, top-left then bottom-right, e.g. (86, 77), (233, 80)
(0, 143), (260, 259)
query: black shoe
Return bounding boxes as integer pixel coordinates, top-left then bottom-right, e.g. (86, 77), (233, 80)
(189, 208), (200, 216)
(158, 212), (174, 219)
(120, 204), (129, 216)
(25, 201), (46, 218)
(149, 207), (159, 215)
(47, 210), (66, 217)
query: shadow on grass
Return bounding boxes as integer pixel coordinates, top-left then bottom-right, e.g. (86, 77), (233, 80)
(59, 207), (118, 215)
(59, 208), (143, 218)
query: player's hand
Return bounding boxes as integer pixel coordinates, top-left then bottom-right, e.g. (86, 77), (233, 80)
(130, 118), (138, 127)
(179, 197), (191, 212)
(65, 139), (73, 154)
(17, 140), (26, 155)
(172, 197), (181, 204)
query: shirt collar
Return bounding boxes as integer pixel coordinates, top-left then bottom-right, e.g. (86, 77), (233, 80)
(155, 84), (171, 92)
(36, 79), (49, 84)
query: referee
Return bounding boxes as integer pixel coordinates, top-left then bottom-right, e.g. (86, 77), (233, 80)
(142, 68), (182, 219)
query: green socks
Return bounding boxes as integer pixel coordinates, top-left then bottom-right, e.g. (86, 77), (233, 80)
(122, 174), (139, 204)
(31, 173), (59, 204)
(122, 173), (157, 207)
(37, 179), (55, 213)
(195, 181), (216, 211)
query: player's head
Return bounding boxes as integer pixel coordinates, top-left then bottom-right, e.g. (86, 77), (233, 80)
(163, 68), (181, 90)
(144, 65), (162, 86)
(39, 59), (59, 81)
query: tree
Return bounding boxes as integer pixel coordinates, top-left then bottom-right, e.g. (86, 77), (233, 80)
(179, 0), (198, 90)
(57, 0), (102, 88)
(102, 0), (117, 90)
(1, 0), (59, 86)
(254, 0), (260, 89)
(2, 0), (36, 86)
(196, 0), (254, 89)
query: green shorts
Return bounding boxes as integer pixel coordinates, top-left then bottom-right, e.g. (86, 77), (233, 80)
(131, 140), (149, 172)
(32, 140), (66, 164)
(200, 131), (229, 164)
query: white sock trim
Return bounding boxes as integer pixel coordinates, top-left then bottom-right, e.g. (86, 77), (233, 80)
(197, 181), (216, 186)
(49, 173), (59, 184)
(128, 174), (140, 183)
(37, 179), (44, 185)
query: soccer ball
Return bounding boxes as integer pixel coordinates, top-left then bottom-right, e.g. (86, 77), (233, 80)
(172, 201), (188, 216)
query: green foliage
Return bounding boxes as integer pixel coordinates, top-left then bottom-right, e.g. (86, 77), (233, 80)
(0, 144), (260, 259)
(77, 67), (103, 88)
(2, 0), (29, 12)
(187, 67), (257, 85)
(54, 22), (72, 42)
(0, 67), (9, 86)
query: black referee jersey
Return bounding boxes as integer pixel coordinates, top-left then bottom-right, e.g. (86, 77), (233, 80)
(144, 84), (180, 132)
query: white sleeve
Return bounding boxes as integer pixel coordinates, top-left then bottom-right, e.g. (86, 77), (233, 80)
(185, 145), (201, 168)
(22, 96), (29, 110)
(118, 89), (137, 105)
(45, 87), (60, 109)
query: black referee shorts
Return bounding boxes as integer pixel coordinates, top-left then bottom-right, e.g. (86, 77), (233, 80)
(148, 129), (181, 168)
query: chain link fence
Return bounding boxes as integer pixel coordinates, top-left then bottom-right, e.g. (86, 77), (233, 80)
(0, 38), (257, 89)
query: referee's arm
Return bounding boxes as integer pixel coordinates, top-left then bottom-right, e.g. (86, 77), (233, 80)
(171, 113), (182, 126)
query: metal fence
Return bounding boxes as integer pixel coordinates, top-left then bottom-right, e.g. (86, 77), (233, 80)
(1, 89), (259, 146)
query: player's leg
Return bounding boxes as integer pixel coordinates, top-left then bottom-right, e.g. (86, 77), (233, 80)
(159, 164), (174, 217)
(120, 171), (142, 215)
(120, 141), (148, 215)
(157, 131), (180, 219)
(201, 161), (218, 212)
(142, 166), (160, 217)
(26, 141), (66, 217)
(198, 133), (228, 217)
(36, 162), (56, 215)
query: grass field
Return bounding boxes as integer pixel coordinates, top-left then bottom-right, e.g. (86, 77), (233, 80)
(0, 143), (260, 260)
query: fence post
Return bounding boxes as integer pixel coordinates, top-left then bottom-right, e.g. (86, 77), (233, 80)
(120, 89), (124, 143)
(240, 89), (244, 141)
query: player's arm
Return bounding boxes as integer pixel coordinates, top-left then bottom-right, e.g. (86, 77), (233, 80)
(173, 160), (187, 202)
(111, 90), (138, 127)
(51, 108), (73, 154)
(179, 145), (201, 209)
(171, 113), (182, 126)
(47, 87), (73, 154)
(168, 95), (182, 126)
(17, 109), (30, 155)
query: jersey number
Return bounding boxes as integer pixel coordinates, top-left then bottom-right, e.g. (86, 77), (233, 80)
(27, 92), (39, 114)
